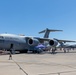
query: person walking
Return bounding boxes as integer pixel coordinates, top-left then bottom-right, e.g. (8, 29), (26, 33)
(9, 52), (12, 60)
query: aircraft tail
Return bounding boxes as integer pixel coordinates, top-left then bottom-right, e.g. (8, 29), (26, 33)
(39, 28), (63, 38)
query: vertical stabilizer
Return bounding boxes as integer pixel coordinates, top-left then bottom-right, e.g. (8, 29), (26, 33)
(39, 28), (63, 38)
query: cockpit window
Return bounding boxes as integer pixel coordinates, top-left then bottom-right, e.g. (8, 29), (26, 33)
(0, 36), (3, 38)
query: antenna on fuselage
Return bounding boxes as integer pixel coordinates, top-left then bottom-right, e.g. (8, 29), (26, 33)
(18, 34), (25, 36)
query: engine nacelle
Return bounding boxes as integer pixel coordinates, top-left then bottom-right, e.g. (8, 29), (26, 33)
(28, 38), (39, 46)
(49, 40), (58, 47)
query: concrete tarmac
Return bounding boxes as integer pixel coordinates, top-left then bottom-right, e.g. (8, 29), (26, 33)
(0, 49), (76, 75)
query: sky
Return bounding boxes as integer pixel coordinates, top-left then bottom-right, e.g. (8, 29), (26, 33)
(0, 0), (76, 44)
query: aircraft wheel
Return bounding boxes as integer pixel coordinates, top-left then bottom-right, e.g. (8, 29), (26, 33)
(20, 50), (28, 53)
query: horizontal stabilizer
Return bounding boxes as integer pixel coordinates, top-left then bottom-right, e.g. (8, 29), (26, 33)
(39, 28), (63, 34)
(39, 28), (63, 38)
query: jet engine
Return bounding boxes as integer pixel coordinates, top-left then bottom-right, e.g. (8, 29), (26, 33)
(49, 40), (58, 47)
(28, 38), (39, 46)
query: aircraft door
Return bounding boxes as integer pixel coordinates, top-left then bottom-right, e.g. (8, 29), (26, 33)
(10, 44), (14, 49)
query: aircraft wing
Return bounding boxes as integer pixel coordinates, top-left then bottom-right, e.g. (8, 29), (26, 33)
(54, 38), (76, 43)
(25, 36), (51, 44)
(36, 38), (51, 43)
(26, 37), (51, 42)
(25, 36), (76, 47)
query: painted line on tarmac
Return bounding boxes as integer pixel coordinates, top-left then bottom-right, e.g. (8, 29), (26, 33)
(39, 70), (76, 75)
(12, 59), (28, 75)
(0, 60), (76, 69)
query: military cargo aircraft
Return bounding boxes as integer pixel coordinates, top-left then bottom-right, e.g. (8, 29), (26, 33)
(0, 28), (75, 54)
(0, 31), (62, 54)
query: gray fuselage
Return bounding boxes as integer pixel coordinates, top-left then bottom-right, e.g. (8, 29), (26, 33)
(0, 34), (28, 51)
